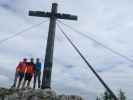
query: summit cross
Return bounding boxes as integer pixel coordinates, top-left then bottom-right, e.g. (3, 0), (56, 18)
(29, 3), (78, 89)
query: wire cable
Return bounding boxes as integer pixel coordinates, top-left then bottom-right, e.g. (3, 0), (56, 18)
(0, 20), (48, 45)
(58, 20), (133, 64)
(57, 23), (118, 100)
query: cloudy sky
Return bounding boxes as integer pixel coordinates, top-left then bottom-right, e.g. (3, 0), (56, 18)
(0, 0), (133, 100)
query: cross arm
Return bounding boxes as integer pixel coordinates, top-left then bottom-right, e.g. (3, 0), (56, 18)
(55, 13), (78, 20)
(29, 11), (51, 18)
(29, 11), (78, 21)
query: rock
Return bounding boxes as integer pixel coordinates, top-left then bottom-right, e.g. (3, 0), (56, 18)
(58, 95), (83, 100)
(0, 88), (84, 100)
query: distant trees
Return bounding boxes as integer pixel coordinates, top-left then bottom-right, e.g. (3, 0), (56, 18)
(96, 89), (127, 100)
(118, 90), (126, 100)
(96, 96), (101, 100)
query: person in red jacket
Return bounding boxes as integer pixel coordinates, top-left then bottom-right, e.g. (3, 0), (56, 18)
(17, 58), (27, 88)
(11, 58), (27, 88)
(22, 58), (35, 88)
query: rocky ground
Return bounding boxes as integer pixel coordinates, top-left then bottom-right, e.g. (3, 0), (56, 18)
(0, 88), (84, 100)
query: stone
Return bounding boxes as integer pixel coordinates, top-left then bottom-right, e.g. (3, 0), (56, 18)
(0, 88), (84, 100)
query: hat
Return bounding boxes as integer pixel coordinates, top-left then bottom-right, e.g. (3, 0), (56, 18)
(36, 58), (40, 60)
(23, 58), (27, 61)
(30, 58), (34, 60)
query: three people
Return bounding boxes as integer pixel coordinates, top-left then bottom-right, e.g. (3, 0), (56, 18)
(12, 58), (41, 89)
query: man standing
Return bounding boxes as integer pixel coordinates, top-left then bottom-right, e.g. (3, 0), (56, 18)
(22, 58), (35, 88)
(33, 58), (41, 89)
(12, 58), (27, 88)
(17, 58), (27, 88)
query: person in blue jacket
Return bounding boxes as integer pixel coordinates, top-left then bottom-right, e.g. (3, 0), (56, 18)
(33, 58), (42, 89)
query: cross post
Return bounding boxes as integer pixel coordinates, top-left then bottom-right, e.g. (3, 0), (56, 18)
(29, 3), (77, 89)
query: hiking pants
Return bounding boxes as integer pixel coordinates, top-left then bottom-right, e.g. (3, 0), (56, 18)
(33, 71), (41, 88)
(17, 72), (24, 88)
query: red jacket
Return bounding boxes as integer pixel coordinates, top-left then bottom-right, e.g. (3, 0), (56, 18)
(16, 62), (27, 73)
(26, 62), (34, 75)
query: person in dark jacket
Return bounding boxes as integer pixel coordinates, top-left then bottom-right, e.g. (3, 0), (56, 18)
(33, 58), (41, 89)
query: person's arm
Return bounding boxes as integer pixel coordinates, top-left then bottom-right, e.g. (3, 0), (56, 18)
(33, 64), (36, 73)
(16, 62), (21, 72)
(40, 63), (42, 69)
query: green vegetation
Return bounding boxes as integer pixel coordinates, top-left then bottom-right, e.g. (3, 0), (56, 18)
(96, 90), (127, 100)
